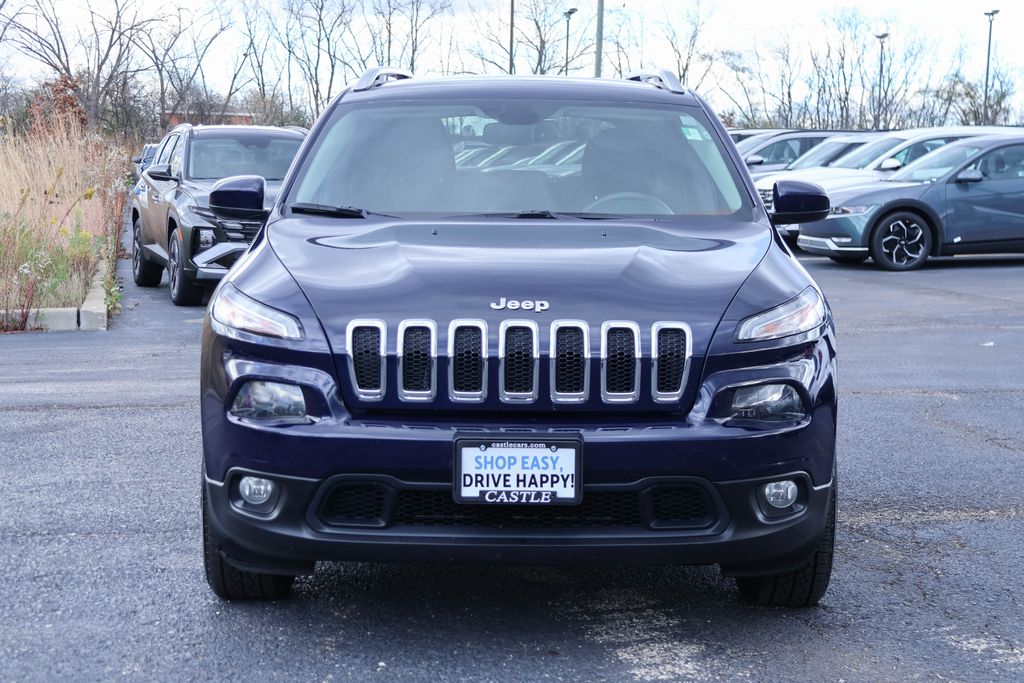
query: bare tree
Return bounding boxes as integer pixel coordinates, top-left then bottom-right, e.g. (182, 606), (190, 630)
(663, 0), (713, 90)
(6, 0), (156, 126)
(278, 0), (355, 116)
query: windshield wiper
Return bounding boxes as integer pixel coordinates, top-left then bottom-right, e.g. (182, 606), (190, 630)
(441, 210), (560, 219)
(289, 202), (379, 218)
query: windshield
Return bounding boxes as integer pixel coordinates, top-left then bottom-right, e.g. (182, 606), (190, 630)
(788, 139), (863, 170)
(289, 99), (750, 219)
(187, 135), (302, 181)
(889, 143), (983, 182)
(831, 136), (903, 169)
(735, 133), (777, 153)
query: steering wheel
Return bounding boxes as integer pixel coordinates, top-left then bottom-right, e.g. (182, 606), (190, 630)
(583, 192), (674, 215)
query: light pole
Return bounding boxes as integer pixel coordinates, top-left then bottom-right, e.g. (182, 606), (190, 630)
(983, 9), (1000, 124)
(508, 0), (515, 74)
(594, 0), (604, 77)
(563, 8), (577, 75)
(875, 32), (888, 129)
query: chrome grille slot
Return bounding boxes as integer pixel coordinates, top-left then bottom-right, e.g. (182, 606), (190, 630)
(550, 321), (589, 403)
(398, 320), (436, 401)
(759, 188), (773, 211)
(343, 317), (688, 407)
(602, 322), (640, 403)
(347, 320), (386, 401)
(448, 320), (487, 402)
(652, 322), (691, 403)
(499, 320), (539, 403)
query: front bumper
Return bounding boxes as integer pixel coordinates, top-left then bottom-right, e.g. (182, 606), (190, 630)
(192, 242), (250, 281)
(797, 235), (869, 256)
(205, 468), (833, 576)
(797, 213), (874, 256)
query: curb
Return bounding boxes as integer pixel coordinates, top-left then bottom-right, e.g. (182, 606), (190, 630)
(1, 260), (108, 332)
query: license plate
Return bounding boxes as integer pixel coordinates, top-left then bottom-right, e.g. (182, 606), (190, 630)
(454, 437), (582, 505)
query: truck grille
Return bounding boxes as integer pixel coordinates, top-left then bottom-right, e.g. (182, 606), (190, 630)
(344, 319), (692, 406)
(318, 481), (717, 531)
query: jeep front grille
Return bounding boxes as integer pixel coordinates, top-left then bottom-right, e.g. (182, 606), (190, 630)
(344, 320), (692, 406)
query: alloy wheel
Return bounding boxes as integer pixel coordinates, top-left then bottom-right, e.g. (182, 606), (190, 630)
(879, 218), (926, 267)
(168, 238), (179, 296)
(132, 226), (142, 277)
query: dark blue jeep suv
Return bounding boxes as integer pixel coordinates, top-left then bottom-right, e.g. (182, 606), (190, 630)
(200, 68), (838, 606)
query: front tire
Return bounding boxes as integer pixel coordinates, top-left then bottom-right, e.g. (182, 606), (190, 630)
(735, 479), (836, 607)
(869, 211), (932, 271)
(132, 218), (163, 287)
(202, 486), (295, 600)
(168, 232), (205, 306)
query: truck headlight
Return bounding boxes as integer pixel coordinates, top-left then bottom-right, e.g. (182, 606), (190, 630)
(231, 380), (307, 422)
(735, 288), (825, 342)
(211, 283), (304, 340)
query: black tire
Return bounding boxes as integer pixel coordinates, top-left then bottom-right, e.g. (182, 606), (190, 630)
(202, 486), (295, 601)
(828, 255), (867, 265)
(168, 231), (205, 306)
(735, 478), (837, 607)
(132, 217), (162, 287)
(869, 211), (933, 271)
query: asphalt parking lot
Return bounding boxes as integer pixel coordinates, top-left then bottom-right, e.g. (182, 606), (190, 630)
(1, 242), (1022, 681)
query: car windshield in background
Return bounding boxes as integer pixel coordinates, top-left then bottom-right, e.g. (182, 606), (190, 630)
(830, 136), (903, 169)
(889, 143), (983, 183)
(789, 139), (862, 170)
(188, 135), (302, 181)
(290, 99), (749, 219)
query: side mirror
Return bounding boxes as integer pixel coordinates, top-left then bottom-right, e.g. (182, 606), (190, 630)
(878, 158), (902, 171)
(770, 180), (830, 225)
(745, 154), (765, 166)
(209, 175), (267, 219)
(955, 168), (984, 183)
(146, 163), (175, 181)
(131, 155), (142, 164)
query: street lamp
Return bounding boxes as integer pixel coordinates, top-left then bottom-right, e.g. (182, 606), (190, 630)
(983, 9), (1000, 124)
(875, 32), (889, 129)
(508, 0), (515, 74)
(563, 8), (577, 75)
(595, 0), (604, 77)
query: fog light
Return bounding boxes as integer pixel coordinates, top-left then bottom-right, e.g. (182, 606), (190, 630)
(239, 476), (275, 505)
(763, 480), (798, 509)
(198, 228), (215, 250)
(231, 381), (306, 422)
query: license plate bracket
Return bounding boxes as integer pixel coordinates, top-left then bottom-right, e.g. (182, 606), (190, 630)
(453, 436), (582, 505)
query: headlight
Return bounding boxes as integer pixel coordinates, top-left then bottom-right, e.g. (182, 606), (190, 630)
(829, 205), (872, 216)
(231, 381), (307, 422)
(735, 287), (825, 342)
(726, 383), (805, 421)
(211, 283), (304, 339)
(183, 204), (216, 226)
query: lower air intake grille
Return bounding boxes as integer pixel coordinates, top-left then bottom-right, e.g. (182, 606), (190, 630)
(393, 490), (643, 528)
(503, 325), (535, 394)
(656, 327), (687, 395)
(649, 485), (715, 529)
(554, 326), (586, 394)
(451, 325), (484, 393)
(351, 326), (382, 391)
(605, 327), (637, 394)
(401, 326), (432, 393)
(320, 483), (388, 527)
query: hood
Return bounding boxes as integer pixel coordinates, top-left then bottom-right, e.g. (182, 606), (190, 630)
(828, 180), (931, 207)
(183, 179), (283, 211)
(268, 217), (772, 363)
(754, 167), (874, 190)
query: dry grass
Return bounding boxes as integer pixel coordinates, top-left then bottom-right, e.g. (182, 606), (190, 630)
(0, 117), (128, 330)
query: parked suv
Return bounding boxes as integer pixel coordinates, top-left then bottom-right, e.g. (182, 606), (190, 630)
(130, 124), (305, 305)
(200, 69), (838, 607)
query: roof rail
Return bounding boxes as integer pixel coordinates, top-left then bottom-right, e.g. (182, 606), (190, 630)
(623, 69), (686, 95)
(353, 67), (414, 92)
